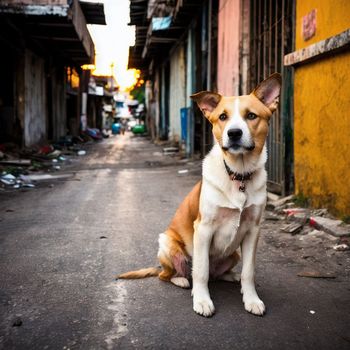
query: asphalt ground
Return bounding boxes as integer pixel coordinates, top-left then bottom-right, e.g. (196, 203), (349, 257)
(0, 134), (349, 349)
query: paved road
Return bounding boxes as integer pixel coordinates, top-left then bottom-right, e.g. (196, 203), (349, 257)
(0, 134), (349, 349)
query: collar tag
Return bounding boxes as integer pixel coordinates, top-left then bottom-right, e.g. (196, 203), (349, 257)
(224, 160), (252, 193)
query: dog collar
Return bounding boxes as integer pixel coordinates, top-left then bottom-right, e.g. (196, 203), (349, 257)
(223, 160), (253, 192)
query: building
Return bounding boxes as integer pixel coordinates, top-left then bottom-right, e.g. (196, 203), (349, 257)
(129, 0), (218, 157)
(284, 0), (350, 216)
(0, 0), (105, 147)
(129, 0), (350, 217)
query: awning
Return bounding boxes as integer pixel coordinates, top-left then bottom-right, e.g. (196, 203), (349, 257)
(79, 0), (106, 25)
(0, 0), (105, 66)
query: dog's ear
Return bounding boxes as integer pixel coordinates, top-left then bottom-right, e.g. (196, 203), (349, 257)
(252, 73), (282, 112)
(190, 91), (222, 118)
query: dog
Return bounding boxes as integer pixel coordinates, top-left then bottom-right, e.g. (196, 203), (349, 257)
(118, 73), (281, 317)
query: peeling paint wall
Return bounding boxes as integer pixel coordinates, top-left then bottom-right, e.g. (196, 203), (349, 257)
(217, 0), (240, 96)
(294, 0), (350, 216)
(24, 50), (47, 147)
(51, 67), (67, 141)
(169, 44), (186, 142)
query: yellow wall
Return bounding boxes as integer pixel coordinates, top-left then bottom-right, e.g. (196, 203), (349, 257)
(294, 0), (350, 216)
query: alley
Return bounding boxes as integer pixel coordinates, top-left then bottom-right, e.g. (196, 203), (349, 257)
(0, 135), (349, 349)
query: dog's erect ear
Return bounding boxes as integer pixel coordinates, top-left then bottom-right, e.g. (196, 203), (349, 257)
(190, 91), (222, 117)
(252, 73), (282, 112)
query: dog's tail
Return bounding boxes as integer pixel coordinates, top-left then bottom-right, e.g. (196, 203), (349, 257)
(117, 267), (161, 280)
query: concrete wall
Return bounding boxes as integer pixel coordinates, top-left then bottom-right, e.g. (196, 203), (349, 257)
(6, 0), (68, 4)
(294, 0), (350, 216)
(217, 0), (240, 96)
(24, 50), (47, 147)
(51, 67), (67, 140)
(169, 44), (186, 142)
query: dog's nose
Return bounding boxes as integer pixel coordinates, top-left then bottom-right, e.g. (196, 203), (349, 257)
(227, 128), (243, 141)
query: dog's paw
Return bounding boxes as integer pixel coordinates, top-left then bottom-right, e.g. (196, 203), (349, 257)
(170, 277), (190, 289)
(243, 298), (266, 316)
(193, 297), (215, 317)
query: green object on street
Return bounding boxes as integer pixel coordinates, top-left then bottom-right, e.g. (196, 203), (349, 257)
(132, 124), (146, 134)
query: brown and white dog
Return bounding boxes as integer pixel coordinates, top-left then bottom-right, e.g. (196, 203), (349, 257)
(118, 73), (281, 317)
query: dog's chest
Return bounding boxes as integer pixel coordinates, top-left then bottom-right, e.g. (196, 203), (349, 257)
(210, 207), (244, 257)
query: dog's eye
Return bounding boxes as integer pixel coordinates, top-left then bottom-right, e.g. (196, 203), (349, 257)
(247, 113), (257, 120)
(219, 113), (227, 121)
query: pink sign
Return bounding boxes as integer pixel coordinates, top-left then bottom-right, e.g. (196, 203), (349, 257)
(302, 9), (317, 41)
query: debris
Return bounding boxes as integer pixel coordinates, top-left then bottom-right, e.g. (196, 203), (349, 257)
(0, 159), (31, 166)
(297, 270), (336, 279)
(264, 212), (282, 221)
(178, 169), (188, 174)
(333, 243), (350, 251)
(100, 236), (107, 239)
(313, 209), (328, 217)
(281, 222), (303, 234)
(267, 194), (294, 210)
(27, 174), (74, 181)
(1, 174), (16, 185)
(308, 229), (338, 241)
(12, 317), (23, 327)
(85, 128), (103, 141)
(163, 147), (179, 154)
(310, 310), (316, 315)
(39, 145), (54, 155)
(283, 208), (309, 216)
(267, 192), (280, 202)
(310, 216), (350, 237)
(77, 150), (86, 156)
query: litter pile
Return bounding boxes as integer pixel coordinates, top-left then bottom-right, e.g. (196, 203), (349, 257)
(0, 132), (102, 191)
(266, 193), (350, 251)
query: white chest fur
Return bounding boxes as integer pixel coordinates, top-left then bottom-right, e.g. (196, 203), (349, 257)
(200, 144), (267, 259)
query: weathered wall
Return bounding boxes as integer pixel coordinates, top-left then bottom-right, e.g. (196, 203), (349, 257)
(24, 50), (47, 147)
(4, 0), (68, 5)
(217, 0), (240, 96)
(294, 0), (350, 216)
(169, 44), (186, 142)
(51, 67), (67, 140)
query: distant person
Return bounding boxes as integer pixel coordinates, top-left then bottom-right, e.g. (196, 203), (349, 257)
(120, 118), (128, 135)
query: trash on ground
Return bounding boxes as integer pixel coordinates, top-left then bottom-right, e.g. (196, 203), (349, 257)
(281, 222), (303, 234)
(0, 159), (31, 166)
(12, 317), (23, 327)
(333, 243), (350, 251)
(310, 310), (316, 315)
(264, 212), (283, 221)
(310, 216), (350, 237)
(267, 192), (280, 202)
(1, 173), (16, 185)
(77, 150), (86, 156)
(283, 208), (309, 216)
(163, 147), (179, 154)
(297, 270), (336, 279)
(178, 169), (189, 174)
(27, 174), (74, 181)
(266, 194), (294, 211)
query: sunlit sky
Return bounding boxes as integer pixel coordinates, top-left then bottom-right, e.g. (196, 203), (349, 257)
(84, 0), (136, 90)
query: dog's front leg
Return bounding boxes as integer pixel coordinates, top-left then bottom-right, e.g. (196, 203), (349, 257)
(192, 221), (215, 317)
(241, 227), (265, 316)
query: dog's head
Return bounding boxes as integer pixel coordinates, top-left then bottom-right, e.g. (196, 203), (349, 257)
(191, 73), (281, 157)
